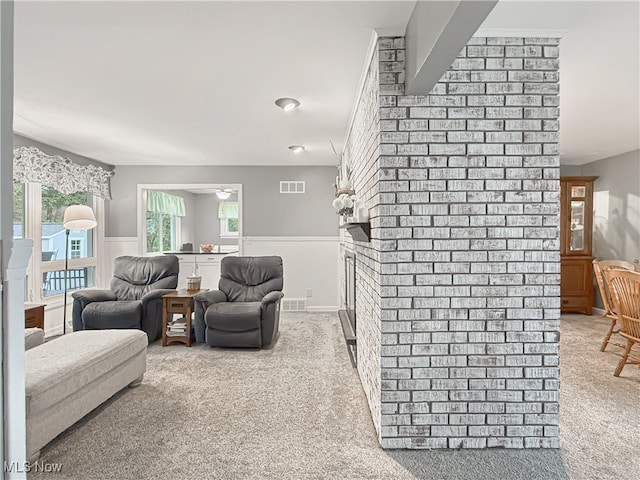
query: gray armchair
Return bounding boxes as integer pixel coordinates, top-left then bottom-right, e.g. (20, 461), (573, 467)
(72, 255), (179, 341)
(194, 256), (284, 348)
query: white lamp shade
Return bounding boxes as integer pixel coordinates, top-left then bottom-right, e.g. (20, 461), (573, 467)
(215, 191), (231, 200)
(63, 205), (97, 230)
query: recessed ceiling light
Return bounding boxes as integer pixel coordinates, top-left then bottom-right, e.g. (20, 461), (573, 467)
(288, 145), (305, 154)
(275, 97), (300, 111)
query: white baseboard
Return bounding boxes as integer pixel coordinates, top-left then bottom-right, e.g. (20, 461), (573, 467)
(592, 307), (606, 317)
(306, 306), (339, 313)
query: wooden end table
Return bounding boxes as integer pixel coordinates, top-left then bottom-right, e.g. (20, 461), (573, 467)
(25, 303), (46, 330)
(162, 289), (207, 347)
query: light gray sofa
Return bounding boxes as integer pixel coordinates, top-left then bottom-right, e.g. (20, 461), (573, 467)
(24, 328), (147, 461)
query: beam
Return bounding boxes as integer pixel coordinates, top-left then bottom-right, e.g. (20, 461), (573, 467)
(405, 0), (498, 95)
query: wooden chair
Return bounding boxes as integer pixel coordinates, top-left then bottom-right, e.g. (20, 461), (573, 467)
(604, 268), (640, 376)
(592, 259), (633, 352)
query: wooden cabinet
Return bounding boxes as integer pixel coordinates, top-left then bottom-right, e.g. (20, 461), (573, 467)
(560, 176), (598, 315)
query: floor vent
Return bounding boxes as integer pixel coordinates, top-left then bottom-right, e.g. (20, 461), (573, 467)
(282, 298), (307, 311)
(280, 181), (305, 194)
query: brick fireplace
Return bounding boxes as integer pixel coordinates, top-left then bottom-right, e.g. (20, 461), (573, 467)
(340, 36), (561, 449)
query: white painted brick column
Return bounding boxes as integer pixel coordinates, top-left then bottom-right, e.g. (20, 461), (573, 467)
(342, 35), (560, 449)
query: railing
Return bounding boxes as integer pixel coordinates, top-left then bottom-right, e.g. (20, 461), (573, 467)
(43, 268), (88, 296)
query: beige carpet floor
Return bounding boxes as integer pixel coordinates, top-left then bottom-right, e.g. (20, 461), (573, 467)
(29, 312), (639, 479)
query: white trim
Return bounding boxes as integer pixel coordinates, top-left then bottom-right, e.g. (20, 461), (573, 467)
(592, 307), (606, 317)
(306, 306), (340, 313)
(2, 239), (33, 475)
(244, 236), (340, 244)
(474, 29), (567, 38)
(105, 236), (138, 243)
(137, 183), (244, 257)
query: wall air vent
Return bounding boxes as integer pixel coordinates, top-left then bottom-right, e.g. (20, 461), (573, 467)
(280, 181), (306, 194)
(281, 298), (307, 311)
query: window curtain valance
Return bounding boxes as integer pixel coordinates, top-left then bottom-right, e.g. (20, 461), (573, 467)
(218, 201), (238, 220)
(147, 190), (186, 217)
(13, 146), (114, 200)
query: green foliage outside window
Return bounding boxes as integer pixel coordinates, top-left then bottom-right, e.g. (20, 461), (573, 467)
(147, 212), (175, 253)
(41, 187), (88, 223)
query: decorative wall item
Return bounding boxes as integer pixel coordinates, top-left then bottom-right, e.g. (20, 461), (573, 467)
(332, 193), (356, 219)
(331, 140), (352, 195)
(13, 146), (114, 199)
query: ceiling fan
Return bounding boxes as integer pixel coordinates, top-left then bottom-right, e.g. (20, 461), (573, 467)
(215, 189), (232, 200)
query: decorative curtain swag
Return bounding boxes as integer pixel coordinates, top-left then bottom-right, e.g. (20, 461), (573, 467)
(13, 146), (114, 199)
(218, 201), (239, 220)
(147, 190), (186, 217)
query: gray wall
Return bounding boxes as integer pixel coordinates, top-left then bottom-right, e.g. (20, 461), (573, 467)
(177, 190), (196, 246)
(559, 165), (583, 176)
(107, 166), (338, 237)
(582, 149), (640, 262)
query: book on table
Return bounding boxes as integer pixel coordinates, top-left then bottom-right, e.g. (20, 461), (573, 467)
(167, 317), (189, 335)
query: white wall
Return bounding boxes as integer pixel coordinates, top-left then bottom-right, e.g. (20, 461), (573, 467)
(243, 237), (340, 311)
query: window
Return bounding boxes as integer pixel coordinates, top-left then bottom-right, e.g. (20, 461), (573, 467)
(145, 190), (184, 254)
(218, 201), (239, 238)
(146, 211), (179, 253)
(40, 187), (97, 297)
(14, 183), (101, 301)
(13, 183), (24, 239)
(220, 217), (239, 237)
(41, 187), (93, 261)
(70, 239), (82, 259)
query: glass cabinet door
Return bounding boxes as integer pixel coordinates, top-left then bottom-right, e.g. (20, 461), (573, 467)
(562, 180), (593, 256)
(570, 200), (585, 251)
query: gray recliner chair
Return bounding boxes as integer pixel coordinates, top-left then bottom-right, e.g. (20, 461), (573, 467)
(194, 256), (284, 348)
(72, 255), (179, 342)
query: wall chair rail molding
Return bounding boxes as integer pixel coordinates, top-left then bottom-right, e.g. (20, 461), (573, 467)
(13, 146), (114, 199)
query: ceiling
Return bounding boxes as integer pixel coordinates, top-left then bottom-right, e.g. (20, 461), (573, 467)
(479, 1), (640, 165)
(13, 1), (639, 167)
